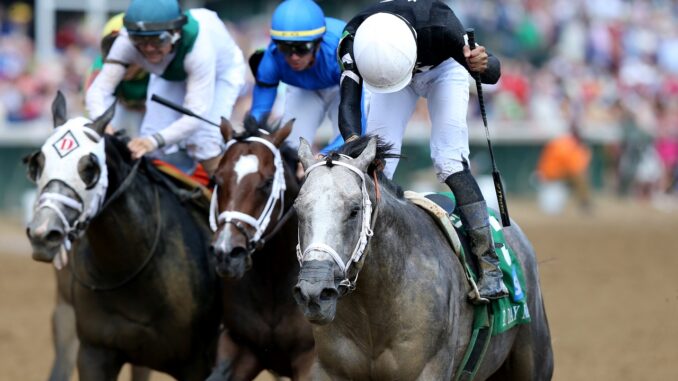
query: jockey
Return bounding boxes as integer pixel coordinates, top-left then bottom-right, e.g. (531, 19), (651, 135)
(249, 0), (366, 153)
(337, 0), (508, 303)
(85, 12), (149, 137)
(86, 0), (246, 175)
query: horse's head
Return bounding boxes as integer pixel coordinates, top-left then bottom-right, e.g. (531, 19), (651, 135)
(25, 92), (114, 264)
(292, 136), (379, 325)
(209, 116), (294, 279)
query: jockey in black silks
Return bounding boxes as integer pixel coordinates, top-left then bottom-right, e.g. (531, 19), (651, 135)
(337, 0), (508, 303)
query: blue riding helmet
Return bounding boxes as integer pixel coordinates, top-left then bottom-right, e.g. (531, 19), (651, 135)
(124, 0), (186, 36)
(271, 0), (326, 42)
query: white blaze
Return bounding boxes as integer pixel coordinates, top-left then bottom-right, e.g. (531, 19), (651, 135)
(234, 154), (259, 184)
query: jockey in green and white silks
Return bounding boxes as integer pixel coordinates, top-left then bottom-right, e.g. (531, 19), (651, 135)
(86, 0), (245, 175)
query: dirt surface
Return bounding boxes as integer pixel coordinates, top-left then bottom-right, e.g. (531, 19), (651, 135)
(1, 196), (677, 380)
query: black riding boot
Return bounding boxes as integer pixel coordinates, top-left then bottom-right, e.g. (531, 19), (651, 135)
(445, 170), (508, 304)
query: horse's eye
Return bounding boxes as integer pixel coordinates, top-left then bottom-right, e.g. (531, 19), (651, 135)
(258, 177), (274, 192)
(78, 153), (101, 189)
(24, 151), (44, 183)
(349, 206), (360, 219)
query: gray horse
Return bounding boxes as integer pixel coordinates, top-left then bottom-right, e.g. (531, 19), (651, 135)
(293, 136), (553, 380)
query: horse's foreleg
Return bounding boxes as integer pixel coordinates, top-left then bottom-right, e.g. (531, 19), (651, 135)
(77, 344), (124, 381)
(308, 361), (335, 381)
(206, 330), (263, 381)
(129, 365), (152, 381)
(291, 347), (316, 381)
(48, 297), (78, 381)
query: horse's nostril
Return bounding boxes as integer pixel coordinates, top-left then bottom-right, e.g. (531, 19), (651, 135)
(320, 288), (338, 302)
(45, 230), (64, 243)
(229, 246), (248, 258)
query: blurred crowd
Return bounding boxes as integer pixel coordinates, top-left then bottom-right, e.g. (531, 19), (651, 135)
(456, 0), (678, 200)
(0, 0), (676, 199)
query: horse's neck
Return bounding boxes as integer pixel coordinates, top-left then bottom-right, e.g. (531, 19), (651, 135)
(344, 196), (420, 306)
(341, 193), (461, 316)
(247, 219), (299, 295)
(85, 168), (160, 271)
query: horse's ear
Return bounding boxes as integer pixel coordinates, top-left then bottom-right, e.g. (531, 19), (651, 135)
(298, 138), (316, 171)
(353, 137), (377, 172)
(90, 101), (116, 136)
(52, 91), (67, 128)
(220, 117), (233, 142)
(271, 118), (294, 147)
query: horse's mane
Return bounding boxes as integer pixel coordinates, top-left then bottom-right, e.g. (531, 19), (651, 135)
(236, 114), (299, 171)
(101, 131), (142, 181)
(327, 135), (404, 198)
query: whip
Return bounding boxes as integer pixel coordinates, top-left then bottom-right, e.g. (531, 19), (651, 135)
(466, 28), (511, 227)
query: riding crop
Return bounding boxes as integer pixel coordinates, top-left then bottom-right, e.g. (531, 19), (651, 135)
(151, 94), (220, 127)
(466, 28), (511, 227)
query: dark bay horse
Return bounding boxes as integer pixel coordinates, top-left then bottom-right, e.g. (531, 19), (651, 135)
(49, 255), (150, 381)
(293, 136), (553, 380)
(25, 92), (222, 381)
(207, 117), (315, 380)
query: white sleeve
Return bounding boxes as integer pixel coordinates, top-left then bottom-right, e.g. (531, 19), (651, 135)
(216, 29), (246, 115)
(85, 62), (126, 119)
(155, 41), (216, 146)
(85, 37), (138, 119)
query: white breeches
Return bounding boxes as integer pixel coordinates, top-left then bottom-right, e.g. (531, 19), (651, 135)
(110, 104), (144, 137)
(281, 85), (341, 150)
(366, 58), (470, 181)
(140, 74), (240, 161)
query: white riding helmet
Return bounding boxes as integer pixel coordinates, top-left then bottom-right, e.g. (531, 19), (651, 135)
(353, 12), (417, 94)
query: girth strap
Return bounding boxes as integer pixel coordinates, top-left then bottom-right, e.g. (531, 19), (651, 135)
(455, 305), (494, 381)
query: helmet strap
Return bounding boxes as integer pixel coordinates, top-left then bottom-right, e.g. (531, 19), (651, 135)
(170, 31), (181, 45)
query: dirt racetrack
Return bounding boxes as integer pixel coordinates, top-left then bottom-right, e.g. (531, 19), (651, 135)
(1, 196), (677, 381)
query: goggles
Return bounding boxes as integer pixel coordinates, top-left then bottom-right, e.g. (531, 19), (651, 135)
(275, 41), (317, 57)
(130, 31), (175, 48)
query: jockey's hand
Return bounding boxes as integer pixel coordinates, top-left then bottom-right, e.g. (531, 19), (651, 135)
(104, 124), (115, 135)
(463, 44), (489, 73)
(127, 137), (158, 160)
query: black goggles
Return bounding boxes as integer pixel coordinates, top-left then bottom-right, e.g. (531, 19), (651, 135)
(275, 41), (317, 56)
(130, 31), (174, 48)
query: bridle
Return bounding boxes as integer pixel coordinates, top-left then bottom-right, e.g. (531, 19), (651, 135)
(209, 136), (291, 252)
(296, 155), (380, 294)
(34, 127), (160, 291)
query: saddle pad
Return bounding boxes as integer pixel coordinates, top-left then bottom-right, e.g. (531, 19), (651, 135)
(152, 159), (212, 200)
(404, 191), (462, 254)
(404, 191), (531, 335)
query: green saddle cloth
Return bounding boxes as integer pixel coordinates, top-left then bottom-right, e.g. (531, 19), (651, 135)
(440, 192), (531, 335)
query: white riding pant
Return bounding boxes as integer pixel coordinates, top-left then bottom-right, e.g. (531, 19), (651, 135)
(140, 74), (239, 161)
(366, 58), (470, 181)
(281, 85), (341, 150)
(110, 104), (144, 137)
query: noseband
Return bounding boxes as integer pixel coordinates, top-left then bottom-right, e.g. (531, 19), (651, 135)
(209, 136), (287, 252)
(296, 156), (379, 294)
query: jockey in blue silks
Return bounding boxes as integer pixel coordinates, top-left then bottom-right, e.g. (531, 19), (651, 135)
(249, 0), (367, 154)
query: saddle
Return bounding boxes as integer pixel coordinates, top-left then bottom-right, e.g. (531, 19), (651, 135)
(404, 191), (530, 333)
(150, 159), (212, 211)
(405, 190), (531, 381)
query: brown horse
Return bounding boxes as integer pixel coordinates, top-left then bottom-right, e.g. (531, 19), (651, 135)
(206, 117), (315, 380)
